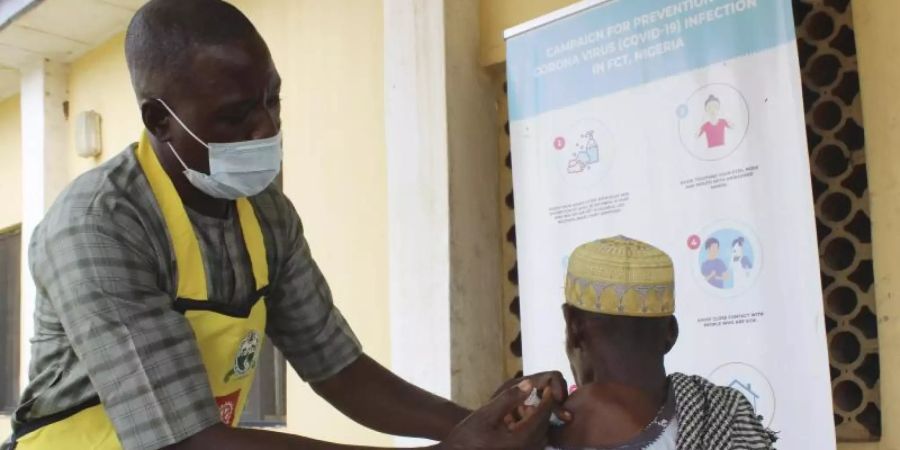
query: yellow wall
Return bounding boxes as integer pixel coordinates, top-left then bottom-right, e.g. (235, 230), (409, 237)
(0, 95), (20, 228)
(841, 2), (900, 449)
(232, 0), (390, 444)
(63, 0), (390, 445)
(67, 33), (142, 178)
(479, 0), (579, 65)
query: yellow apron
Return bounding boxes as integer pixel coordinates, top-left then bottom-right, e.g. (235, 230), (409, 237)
(14, 133), (269, 449)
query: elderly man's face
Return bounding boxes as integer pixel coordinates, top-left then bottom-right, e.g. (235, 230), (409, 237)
(158, 38), (282, 175)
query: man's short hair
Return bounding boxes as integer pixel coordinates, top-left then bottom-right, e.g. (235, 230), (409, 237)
(125, 0), (261, 98)
(705, 238), (720, 250)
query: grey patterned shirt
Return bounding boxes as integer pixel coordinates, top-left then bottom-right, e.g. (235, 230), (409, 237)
(3, 144), (362, 450)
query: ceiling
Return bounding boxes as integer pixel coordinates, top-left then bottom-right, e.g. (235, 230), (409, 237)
(0, 0), (146, 100)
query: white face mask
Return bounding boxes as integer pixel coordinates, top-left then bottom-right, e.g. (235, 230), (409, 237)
(156, 99), (282, 200)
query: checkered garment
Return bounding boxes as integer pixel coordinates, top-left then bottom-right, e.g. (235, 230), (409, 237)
(2, 144), (362, 450)
(670, 373), (777, 450)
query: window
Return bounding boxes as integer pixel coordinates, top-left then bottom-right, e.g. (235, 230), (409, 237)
(0, 224), (21, 414)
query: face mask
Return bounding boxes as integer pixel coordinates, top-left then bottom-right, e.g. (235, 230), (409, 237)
(156, 99), (282, 200)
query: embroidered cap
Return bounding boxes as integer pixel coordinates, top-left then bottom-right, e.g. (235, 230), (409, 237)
(565, 236), (675, 317)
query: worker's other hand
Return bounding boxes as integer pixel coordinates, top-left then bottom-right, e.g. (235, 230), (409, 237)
(440, 380), (555, 450)
(492, 371), (573, 426)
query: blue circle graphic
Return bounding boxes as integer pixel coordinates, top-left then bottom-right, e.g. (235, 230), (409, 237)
(697, 228), (757, 291)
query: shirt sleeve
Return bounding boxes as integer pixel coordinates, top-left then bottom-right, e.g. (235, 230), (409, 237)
(32, 216), (221, 450)
(264, 204), (362, 383)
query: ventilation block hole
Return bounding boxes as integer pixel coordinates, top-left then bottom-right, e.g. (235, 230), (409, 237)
(823, 237), (856, 271)
(797, 38), (817, 68)
(854, 354), (879, 388)
(807, 54), (841, 87)
(830, 365), (840, 380)
(510, 332), (522, 357)
(836, 118), (866, 153)
(813, 100), (844, 130)
(841, 163), (869, 197)
(815, 144), (849, 177)
(848, 260), (875, 293)
(821, 191), (852, 222)
(830, 331), (861, 364)
(833, 71), (860, 106)
(812, 175), (828, 201)
(815, 219), (832, 242)
(851, 306), (878, 340)
(802, 83), (822, 111)
(822, 273), (836, 291)
(830, 25), (857, 57)
(833, 380), (863, 412)
(792, 0), (813, 26)
(826, 286), (858, 316)
(805, 11), (835, 40)
(825, 314), (838, 333)
(857, 403), (882, 437)
(509, 296), (520, 317)
(505, 191), (515, 209)
(844, 211), (872, 244)
(507, 262), (518, 284)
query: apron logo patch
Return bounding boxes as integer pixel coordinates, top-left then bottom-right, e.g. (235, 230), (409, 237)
(215, 389), (242, 426)
(224, 330), (260, 383)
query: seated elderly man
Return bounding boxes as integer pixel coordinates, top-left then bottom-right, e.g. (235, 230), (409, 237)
(547, 236), (776, 450)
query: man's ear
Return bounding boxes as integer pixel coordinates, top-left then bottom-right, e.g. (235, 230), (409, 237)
(140, 99), (172, 142)
(663, 316), (679, 354)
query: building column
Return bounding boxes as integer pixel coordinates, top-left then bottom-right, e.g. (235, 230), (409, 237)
(444, 0), (506, 408)
(384, 0), (506, 436)
(384, 0), (452, 431)
(19, 59), (68, 389)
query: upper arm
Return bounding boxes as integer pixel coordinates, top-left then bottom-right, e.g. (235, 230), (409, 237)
(261, 202), (362, 383)
(34, 218), (220, 450)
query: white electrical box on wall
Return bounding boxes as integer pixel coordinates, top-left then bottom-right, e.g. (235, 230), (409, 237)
(75, 110), (102, 158)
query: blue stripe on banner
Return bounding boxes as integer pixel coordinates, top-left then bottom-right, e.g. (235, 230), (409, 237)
(506, 0), (796, 120)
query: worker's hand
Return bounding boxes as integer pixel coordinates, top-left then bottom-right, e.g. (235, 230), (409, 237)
(440, 380), (555, 450)
(492, 371), (573, 425)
